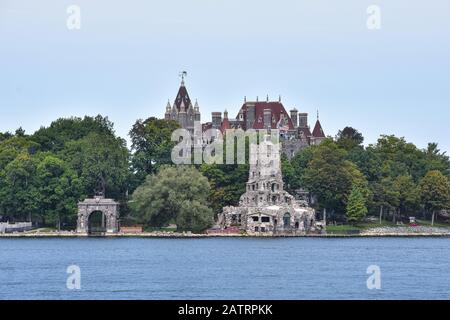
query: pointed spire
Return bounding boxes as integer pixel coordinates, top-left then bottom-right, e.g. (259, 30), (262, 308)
(224, 109), (228, 119)
(166, 100), (171, 111)
(312, 111), (325, 138)
(244, 96), (247, 103)
(266, 94), (269, 102)
(279, 95), (281, 102)
(194, 99), (199, 110)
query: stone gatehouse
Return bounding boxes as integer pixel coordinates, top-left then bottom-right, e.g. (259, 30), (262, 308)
(77, 196), (119, 234)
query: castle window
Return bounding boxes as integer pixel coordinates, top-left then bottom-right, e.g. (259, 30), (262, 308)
(261, 217), (270, 223)
(254, 227), (259, 232)
(260, 227), (266, 232)
(252, 216), (259, 222)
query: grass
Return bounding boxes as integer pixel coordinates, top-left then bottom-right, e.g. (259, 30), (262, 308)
(415, 219), (449, 228)
(143, 226), (177, 233)
(26, 227), (57, 233)
(326, 217), (450, 235)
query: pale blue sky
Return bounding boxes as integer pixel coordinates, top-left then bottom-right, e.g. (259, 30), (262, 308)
(1, 0), (449, 152)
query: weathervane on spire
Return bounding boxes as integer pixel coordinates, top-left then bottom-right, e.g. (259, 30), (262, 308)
(179, 71), (187, 85)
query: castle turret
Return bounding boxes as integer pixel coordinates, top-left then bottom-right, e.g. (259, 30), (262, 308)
(165, 100), (172, 120)
(194, 100), (201, 122)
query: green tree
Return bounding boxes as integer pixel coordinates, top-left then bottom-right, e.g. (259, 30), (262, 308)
(419, 170), (450, 226)
(0, 153), (39, 221)
(393, 175), (420, 221)
(176, 200), (214, 233)
(424, 143), (450, 179)
(131, 166), (214, 232)
(63, 132), (130, 199)
(35, 154), (82, 229)
(301, 139), (368, 222)
(129, 117), (180, 185)
(346, 187), (368, 224)
(336, 127), (364, 151)
(32, 115), (116, 152)
(371, 178), (400, 223)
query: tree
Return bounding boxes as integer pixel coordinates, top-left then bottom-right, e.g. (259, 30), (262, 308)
(393, 175), (420, 220)
(32, 115), (116, 153)
(336, 127), (364, 151)
(129, 117), (180, 185)
(0, 153), (39, 221)
(35, 154), (82, 229)
(200, 162), (248, 214)
(131, 166), (214, 232)
(0, 131), (13, 142)
(176, 200), (214, 233)
(301, 139), (368, 222)
(346, 187), (368, 224)
(63, 132), (130, 199)
(419, 171), (450, 226)
(370, 135), (426, 182)
(424, 143), (450, 179)
(371, 178), (400, 224)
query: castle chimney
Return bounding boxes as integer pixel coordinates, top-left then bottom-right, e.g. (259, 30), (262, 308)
(298, 113), (308, 128)
(211, 112), (222, 129)
(290, 109), (298, 128)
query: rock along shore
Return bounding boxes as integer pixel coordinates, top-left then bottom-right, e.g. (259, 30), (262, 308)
(2, 226), (450, 238)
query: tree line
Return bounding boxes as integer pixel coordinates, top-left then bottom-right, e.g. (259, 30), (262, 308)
(0, 116), (449, 231)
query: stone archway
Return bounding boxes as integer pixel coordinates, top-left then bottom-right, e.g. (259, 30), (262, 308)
(77, 196), (119, 234)
(283, 213), (291, 229)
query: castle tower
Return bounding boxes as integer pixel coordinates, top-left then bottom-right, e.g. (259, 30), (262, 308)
(218, 132), (318, 235)
(165, 100), (172, 120)
(242, 135), (284, 207)
(311, 111), (326, 145)
(164, 72), (201, 133)
(194, 100), (201, 122)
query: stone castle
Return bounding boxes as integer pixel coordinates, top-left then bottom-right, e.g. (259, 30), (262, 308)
(164, 76), (326, 159)
(217, 134), (319, 235)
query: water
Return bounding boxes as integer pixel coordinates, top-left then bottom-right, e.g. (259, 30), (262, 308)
(1, 237), (450, 300)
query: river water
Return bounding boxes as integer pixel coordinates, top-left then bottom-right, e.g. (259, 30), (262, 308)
(0, 237), (449, 300)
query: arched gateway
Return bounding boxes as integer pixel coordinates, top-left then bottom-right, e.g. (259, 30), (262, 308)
(77, 196), (119, 234)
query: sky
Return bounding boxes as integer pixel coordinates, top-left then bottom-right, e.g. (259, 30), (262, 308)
(1, 0), (449, 152)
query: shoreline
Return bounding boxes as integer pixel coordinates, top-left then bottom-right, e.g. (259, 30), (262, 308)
(2, 232), (450, 238)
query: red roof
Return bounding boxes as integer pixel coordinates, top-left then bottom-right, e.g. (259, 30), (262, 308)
(237, 101), (294, 130)
(173, 83), (192, 111)
(298, 126), (312, 137)
(220, 116), (231, 133)
(312, 120), (325, 138)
